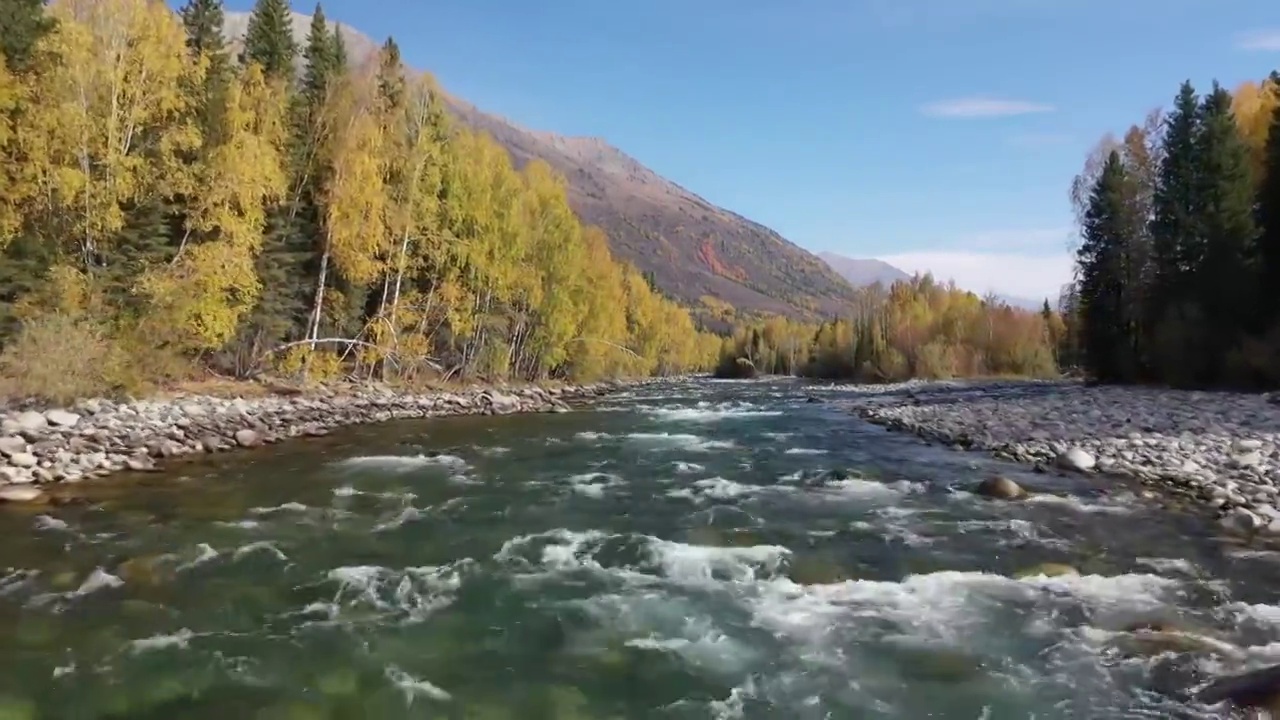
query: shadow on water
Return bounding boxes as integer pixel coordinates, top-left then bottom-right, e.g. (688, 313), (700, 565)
(0, 379), (1275, 718)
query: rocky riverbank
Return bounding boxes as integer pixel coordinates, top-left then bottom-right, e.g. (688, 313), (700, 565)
(0, 380), (644, 503)
(838, 379), (1280, 534)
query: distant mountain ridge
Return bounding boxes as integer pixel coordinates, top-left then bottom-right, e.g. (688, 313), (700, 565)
(221, 11), (862, 320)
(816, 252), (911, 287)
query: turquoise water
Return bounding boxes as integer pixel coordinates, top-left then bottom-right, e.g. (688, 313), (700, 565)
(0, 379), (1275, 718)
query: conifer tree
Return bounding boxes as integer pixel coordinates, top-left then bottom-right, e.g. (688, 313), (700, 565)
(301, 5), (336, 108)
(240, 0), (295, 81)
(1078, 151), (1139, 382)
(0, 0), (55, 72)
(1194, 82), (1259, 345)
(331, 23), (348, 70)
(1257, 70), (1280, 327)
(1150, 81), (1202, 306)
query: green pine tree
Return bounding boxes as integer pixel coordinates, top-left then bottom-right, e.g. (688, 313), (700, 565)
(331, 23), (348, 70)
(301, 5), (336, 108)
(0, 0), (55, 73)
(1194, 82), (1259, 353)
(1150, 81), (1201, 305)
(240, 0), (296, 81)
(1257, 70), (1280, 329)
(1078, 151), (1139, 382)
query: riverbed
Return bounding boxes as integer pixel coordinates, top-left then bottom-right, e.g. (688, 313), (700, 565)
(0, 378), (1276, 718)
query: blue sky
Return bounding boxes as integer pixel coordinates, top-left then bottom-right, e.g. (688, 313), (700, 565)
(220, 0), (1280, 300)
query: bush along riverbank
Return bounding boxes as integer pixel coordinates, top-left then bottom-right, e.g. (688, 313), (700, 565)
(839, 379), (1280, 536)
(0, 379), (648, 504)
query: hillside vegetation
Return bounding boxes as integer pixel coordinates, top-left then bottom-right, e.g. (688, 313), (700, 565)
(219, 9), (865, 323)
(0, 0), (720, 402)
(1068, 74), (1280, 389)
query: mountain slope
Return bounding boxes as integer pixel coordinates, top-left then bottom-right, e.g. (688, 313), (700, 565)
(222, 12), (860, 320)
(817, 252), (910, 287)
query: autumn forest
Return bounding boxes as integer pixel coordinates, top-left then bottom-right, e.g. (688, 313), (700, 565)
(8, 0), (1216, 403)
(1071, 75), (1280, 389)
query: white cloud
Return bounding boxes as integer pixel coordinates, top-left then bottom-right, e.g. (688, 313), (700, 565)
(1236, 29), (1280, 51)
(920, 96), (1055, 118)
(875, 250), (1074, 301)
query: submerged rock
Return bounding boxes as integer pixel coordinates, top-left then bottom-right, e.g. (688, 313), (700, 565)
(974, 476), (1025, 500)
(1014, 563), (1077, 578)
(1194, 663), (1280, 714)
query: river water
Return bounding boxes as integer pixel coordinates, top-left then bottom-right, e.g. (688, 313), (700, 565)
(1, 379), (1279, 718)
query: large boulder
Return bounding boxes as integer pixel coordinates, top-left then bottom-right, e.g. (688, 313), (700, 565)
(974, 475), (1026, 500)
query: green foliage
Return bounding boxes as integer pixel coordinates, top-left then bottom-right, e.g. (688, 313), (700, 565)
(239, 0), (295, 81)
(0, 0), (56, 73)
(1070, 74), (1280, 389)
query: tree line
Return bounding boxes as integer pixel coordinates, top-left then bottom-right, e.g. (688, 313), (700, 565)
(0, 0), (721, 402)
(714, 275), (1063, 381)
(1070, 75), (1280, 389)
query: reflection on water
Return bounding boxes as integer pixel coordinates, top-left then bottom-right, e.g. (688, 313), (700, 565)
(0, 380), (1277, 718)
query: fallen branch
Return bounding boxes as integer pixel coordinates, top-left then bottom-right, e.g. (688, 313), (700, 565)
(263, 338), (445, 373)
(567, 337), (642, 360)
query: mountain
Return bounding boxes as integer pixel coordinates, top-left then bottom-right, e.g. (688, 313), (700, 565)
(816, 252), (910, 287)
(221, 12), (861, 320)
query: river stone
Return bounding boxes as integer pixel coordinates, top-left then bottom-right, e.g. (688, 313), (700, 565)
(11, 411), (46, 433)
(974, 476), (1025, 500)
(0, 437), (25, 457)
(0, 486), (44, 503)
(1015, 563), (1078, 579)
(1195, 662), (1280, 714)
(234, 429), (263, 448)
(6, 452), (36, 468)
(44, 409), (80, 428)
(1055, 447), (1096, 472)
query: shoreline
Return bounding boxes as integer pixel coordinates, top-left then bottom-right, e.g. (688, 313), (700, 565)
(0, 378), (659, 504)
(835, 379), (1280, 535)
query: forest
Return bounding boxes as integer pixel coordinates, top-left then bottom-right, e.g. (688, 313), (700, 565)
(712, 275), (1063, 381)
(0, 0), (1072, 403)
(1071, 74), (1280, 389)
(0, 0), (722, 402)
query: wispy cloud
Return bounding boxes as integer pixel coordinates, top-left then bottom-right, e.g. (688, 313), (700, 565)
(1236, 29), (1280, 51)
(920, 96), (1055, 118)
(876, 250), (1074, 301)
(871, 227), (1075, 300)
(1007, 132), (1073, 148)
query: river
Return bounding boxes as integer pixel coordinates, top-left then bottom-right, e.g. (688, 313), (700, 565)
(0, 378), (1277, 718)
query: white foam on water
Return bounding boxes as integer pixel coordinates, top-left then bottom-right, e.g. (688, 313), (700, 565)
(332, 454), (469, 473)
(32, 515), (69, 532)
(673, 461), (705, 474)
(819, 478), (922, 501)
(1135, 557), (1200, 576)
(575, 431), (611, 441)
(645, 401), (783, 422)
(373, 507), (425, 532)
(325, 561), (469, 624)
(73, 568), (123, 596)
(234, 541), (288, 562)
(762, 432), (794, 441)
(130, 629), (195, 653)
(784, 448), (828, 455)
(249, 502), (309, 515)
(177, 543), (220, 571)
(384, 665), (452, 703)
(1023, 494), (1135, 515)
(566, 472), (626, 499)
(624, 433), (736, 452)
